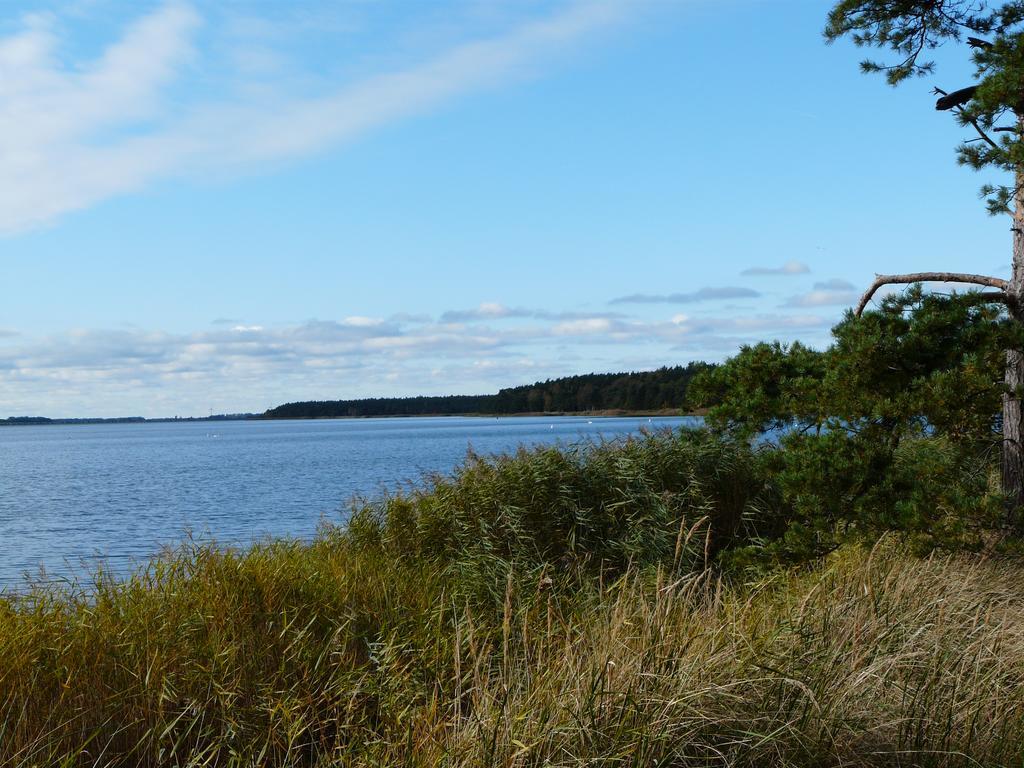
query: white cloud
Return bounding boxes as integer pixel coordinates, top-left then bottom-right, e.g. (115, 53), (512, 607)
(610, 286), (760, 305)
(552, 318), (613, 335)
(813, 278), (856, 291)
(783, 278), (859, 308)
(0, 3), (201, 233)
(441, 303), (528, 322)
(441, 302), (625, 323)
(0, 1), (628, 234)
(786, 290), (858, 308)
(741, 260), (810, 276)
(341, 316), (384, 327)
(476, 302), (508, 316)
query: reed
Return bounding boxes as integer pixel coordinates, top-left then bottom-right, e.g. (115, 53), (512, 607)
(0, 430), (1020, 766)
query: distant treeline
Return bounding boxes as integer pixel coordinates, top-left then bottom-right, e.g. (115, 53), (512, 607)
(0, 416), (146, 426)
(0, 414), (258, 426)
(262, 364), (713, 419)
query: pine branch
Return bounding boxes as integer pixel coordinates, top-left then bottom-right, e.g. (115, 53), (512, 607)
(854, 272), (1009, 316)
(963, 114), (1001, 149)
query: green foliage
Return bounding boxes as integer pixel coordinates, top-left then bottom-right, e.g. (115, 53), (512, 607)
(826, 0), (1024, 212)
(687, 340), (826, 438)
(349, 428), (769, 606)
(754, 433), (998, 563)
(693, 288), (1010, 561)
(696, 287), (1009, 445)
(825, 0), (975, 84)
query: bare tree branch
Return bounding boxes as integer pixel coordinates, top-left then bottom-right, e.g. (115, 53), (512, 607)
(957, 290), (1010, 305)
(928, 290), (1010, 303)
(854, 272), (1009, 316)
(977, 291), (1010, 303)
(962, 112), (1001, 149)
(933, 85), (1000, 148)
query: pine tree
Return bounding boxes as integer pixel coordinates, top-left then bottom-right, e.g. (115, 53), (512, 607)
(827, 0), (1024, 514)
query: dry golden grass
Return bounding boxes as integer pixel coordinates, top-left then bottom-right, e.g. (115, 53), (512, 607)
(0, 538), (1021, 766)
(428, 541), (1024, 767)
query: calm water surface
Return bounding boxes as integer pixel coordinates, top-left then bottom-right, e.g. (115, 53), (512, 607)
(0, 416), (696, 588)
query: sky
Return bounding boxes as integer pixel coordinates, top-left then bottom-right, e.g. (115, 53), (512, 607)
(0, 0), (1012, 417)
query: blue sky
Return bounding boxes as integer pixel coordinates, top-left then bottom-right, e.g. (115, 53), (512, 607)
(0, 0), (1011, 417)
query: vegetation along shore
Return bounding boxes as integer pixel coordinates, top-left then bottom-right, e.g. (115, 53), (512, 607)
(3, 288), (1024, 766)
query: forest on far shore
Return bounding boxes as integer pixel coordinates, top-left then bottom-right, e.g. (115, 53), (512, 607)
(261, 363), (713, 419)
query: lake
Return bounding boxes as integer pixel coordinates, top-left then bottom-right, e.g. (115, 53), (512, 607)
(0, 415), (697, 589)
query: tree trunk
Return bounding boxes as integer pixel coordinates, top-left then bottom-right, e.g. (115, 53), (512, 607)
(1003, 349), (1024, 513)
(1003, 161), (1024, 519)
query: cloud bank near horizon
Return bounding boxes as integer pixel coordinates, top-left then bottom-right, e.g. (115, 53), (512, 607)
(0, 305), (833, 417)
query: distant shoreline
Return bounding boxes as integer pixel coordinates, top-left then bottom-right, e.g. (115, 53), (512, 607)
(260, 408), (702, 421)
(3, 365), (710, 427)
(0, 409), (705, 427)
(0, 415), (258, 427)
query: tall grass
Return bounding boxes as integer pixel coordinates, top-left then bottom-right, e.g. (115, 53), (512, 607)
(358, 429), (767, 601)
(0, 429), (1021, 765)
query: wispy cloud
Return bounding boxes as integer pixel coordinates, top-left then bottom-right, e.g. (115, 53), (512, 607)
(441, 302), (527, 322)
(781, 278), (859, 308)
(785, 290), (857, 308)
(0, 4), (202, 233)
(0, 1), (627, 235)
(812, 278), (855, 291)
(440, 302), (624, 323)
(741, 260), (810, 276)
(610, 286), (760, 305)
(551, 318), (615, 335)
